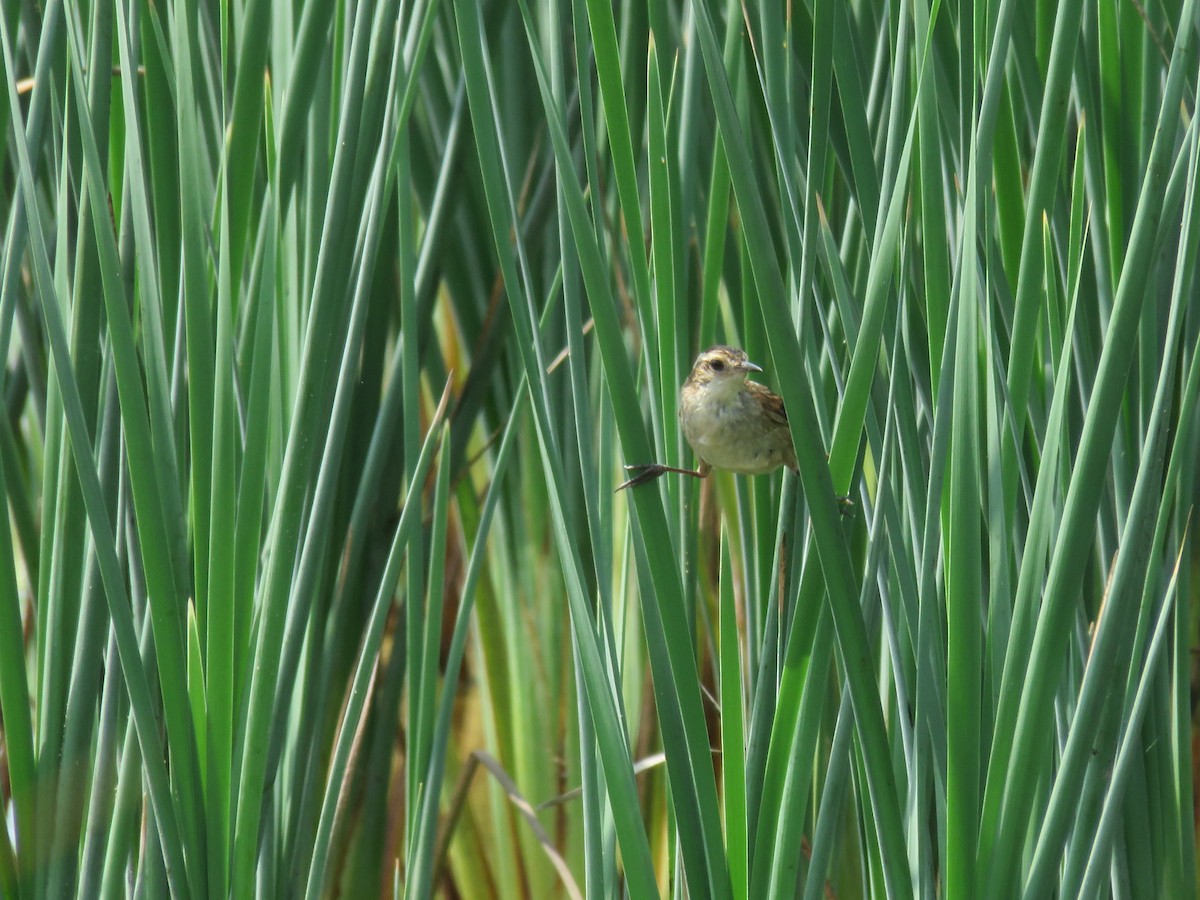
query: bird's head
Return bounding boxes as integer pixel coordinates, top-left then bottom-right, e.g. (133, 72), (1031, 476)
(685, 346), (763, 394)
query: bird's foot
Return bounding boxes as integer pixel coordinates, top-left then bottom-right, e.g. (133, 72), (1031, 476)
(616, 465), (667, 491)
(616, 464), (707, 492)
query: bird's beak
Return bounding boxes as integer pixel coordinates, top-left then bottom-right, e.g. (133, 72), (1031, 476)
(742, 359), (764, 373)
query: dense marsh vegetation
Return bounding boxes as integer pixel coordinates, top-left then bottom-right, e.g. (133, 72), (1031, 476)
(1, 0), (1198, 896)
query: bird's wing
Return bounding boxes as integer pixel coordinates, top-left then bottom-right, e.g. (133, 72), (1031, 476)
(750, 381), (789, 428)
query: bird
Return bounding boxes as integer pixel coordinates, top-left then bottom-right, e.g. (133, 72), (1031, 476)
(617, 345), (797, 491)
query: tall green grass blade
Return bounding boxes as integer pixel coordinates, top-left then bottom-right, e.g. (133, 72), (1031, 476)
(0, 401), (34, 895)
(980, 1), (1198, 893)
(455, 2), (660, 894)
(692, 4), (911, 895)
(304, 394), (449, 898)
(0, 14), (191, 895)
(945, 120), (983, 900)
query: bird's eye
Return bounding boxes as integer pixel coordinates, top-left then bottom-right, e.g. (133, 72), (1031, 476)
(709, 359), (725, 372)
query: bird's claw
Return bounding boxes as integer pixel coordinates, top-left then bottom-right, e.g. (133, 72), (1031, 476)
(616, 464), (667, 492)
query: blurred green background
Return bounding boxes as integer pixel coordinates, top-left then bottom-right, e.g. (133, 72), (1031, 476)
(1, 0), (1198, 897)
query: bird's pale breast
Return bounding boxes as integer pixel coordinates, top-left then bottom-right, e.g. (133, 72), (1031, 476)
(681, 386), (793, 475)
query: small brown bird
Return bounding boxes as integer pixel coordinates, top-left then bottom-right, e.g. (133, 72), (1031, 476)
(618, 345), (797, 490)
